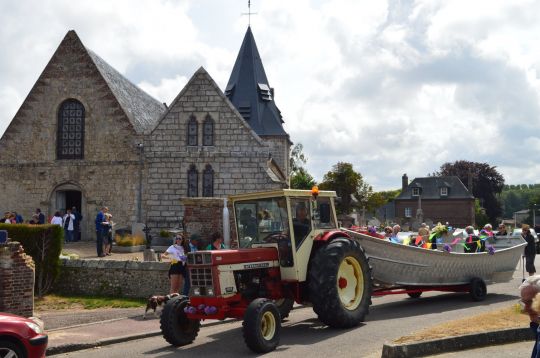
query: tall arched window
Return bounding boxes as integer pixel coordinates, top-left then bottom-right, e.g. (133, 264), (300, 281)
(187, 165), (198, 197)
(202, 114), (214, 146)
(187, 115), (198, 146)
(203, 164), (214, 197)
(57, 99), (85, 159)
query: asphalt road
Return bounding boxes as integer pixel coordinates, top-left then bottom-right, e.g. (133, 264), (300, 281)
(55, 263), (532, 358)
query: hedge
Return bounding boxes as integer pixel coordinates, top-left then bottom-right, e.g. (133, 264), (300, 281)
(0, 224), (63, 297)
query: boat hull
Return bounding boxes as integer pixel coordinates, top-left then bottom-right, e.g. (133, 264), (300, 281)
(343, 229), (525, 287)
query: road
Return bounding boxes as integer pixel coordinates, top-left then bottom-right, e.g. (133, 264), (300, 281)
(57, 269), (530, 358)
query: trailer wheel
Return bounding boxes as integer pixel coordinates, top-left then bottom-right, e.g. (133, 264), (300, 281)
(243, 298), (281, 353)
(274, 298), (294, 320)
(407, 291), (422, 299)
(160, 295), (201, 346)
(469, 277), (487, 301)
(308, 238), (372, 328)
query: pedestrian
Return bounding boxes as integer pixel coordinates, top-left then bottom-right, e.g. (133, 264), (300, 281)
(523, 224), (536, 276)
(29, 213), (40, 224)
(162, 234), (188, 294)
(103, 213), (114, 255)
(50, 211), (63, 226)
(496, 224), (508, 236)
(95, 206), (109, 257)
(519, 276), (540, 357)
(183, 234), (199, 296)
(3, 211), (12, 224)
(36, 208), (45, 224)
(206, 231), (225, 250)
(72, 206), (82, 241)
(13, 211), (23, 224)
(63, 208), (75, 243)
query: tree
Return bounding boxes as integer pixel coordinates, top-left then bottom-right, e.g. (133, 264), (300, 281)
(433, 160), (504, 223)
(288, 143), (317, 189)
(364, 189), (401, 214)
(290, 167), (316, 190)
(319, 162), (372, 214)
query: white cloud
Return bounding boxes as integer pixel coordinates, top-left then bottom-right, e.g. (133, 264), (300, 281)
(2, 0), (540, 190)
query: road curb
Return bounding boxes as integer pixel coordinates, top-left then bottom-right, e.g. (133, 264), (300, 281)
(381, 327), (534, 358)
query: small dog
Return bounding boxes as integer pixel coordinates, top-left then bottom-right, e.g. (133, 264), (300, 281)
(143, 293), (180, 319)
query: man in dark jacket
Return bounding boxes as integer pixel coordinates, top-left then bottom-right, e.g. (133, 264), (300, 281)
(523, 224), (536, 276)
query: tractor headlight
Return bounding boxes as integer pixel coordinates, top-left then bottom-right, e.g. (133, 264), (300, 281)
(193, 287), (201, 296)
(207, 287), (214, 296)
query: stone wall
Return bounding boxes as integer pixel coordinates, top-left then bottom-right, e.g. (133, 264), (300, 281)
(144, 68), (286, 233)
(182, 197), (238, 249)
(54, 259), (170, 298)
(0, 242), (35, 317)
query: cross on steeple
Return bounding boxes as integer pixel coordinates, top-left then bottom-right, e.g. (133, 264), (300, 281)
(241, 0), (257, 26)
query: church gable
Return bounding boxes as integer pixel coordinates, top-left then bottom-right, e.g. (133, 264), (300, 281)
(0, 30), (164, 163)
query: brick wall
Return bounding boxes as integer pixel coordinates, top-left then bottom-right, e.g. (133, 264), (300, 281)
(394, 199), (475, 228)
(182, 197), (238, 249)
(54, 259), (170, 298)
(0, 242), (35, 317)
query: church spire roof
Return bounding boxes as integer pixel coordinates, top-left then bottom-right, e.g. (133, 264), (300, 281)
(225, 26), (288, 137)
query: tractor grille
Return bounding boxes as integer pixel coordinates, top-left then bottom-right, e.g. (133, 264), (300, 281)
(189, 267), (213, 287)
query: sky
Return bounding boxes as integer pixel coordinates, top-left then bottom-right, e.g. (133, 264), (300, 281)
(1, 0), (540, 191)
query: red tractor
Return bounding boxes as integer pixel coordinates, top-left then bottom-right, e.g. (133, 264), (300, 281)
(160, 188), (372, 353)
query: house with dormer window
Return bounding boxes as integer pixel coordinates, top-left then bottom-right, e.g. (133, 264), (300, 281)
(394, 174), (475, 228)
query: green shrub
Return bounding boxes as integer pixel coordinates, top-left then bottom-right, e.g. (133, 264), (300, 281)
(0, 224), (63, 297)
(159, 230), (171, 238)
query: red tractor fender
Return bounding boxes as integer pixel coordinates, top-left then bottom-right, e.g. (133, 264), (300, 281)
(314, 230), (351, 242)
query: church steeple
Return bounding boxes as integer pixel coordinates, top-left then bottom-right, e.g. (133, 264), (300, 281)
(225, 27), (288, 137)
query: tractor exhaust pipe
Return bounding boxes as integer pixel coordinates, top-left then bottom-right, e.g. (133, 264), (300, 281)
(223, 198), (230, 248)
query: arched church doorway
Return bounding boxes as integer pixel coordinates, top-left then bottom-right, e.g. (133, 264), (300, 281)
(50, 182), (86, 241)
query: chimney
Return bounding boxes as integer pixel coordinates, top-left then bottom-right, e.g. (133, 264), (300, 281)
(402, 174), (408, 192)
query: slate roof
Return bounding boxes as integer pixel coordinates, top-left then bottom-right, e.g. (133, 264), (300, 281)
(225, 27), (288, 138)
(86, 48), (166, 133)
(396, 176), (474, 200)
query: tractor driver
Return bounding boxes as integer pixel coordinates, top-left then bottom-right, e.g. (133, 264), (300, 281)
(293, 202), (311, 247)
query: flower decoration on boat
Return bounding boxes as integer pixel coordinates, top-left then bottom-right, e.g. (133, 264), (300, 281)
(487, 245), (496, 255)
(443, 244), (452, 253)
(368, 226), (377, 235)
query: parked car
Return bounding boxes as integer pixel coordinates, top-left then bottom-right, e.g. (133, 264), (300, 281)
(0, 313), (47, 358)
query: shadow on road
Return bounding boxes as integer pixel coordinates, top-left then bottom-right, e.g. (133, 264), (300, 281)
(367, 292), (517, 321)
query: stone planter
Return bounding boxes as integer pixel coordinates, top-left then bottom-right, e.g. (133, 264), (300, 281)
(152, 236), (173, 247)
(114, 245), (146, 253)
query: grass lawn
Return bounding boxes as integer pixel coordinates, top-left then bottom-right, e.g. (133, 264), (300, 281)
(35, 294), (146, 310)
(394, 305), (530, 344)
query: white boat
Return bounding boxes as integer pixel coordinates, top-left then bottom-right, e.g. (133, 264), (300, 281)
(343, 228), (525, 288)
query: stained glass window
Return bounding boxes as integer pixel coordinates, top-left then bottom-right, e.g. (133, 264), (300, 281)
(57, 99), (85, 159)
(202, 114), (214, 146)
(187, 115), (198, 146)
(188, 165), (198, 197)
(203, 164), (214, 197)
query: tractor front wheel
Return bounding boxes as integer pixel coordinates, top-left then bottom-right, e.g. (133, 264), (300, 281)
(243, 298), (281, 353)
(160, 295), (201, 346)
(274, 298), (294, 320)
(309, 238), (372, 328)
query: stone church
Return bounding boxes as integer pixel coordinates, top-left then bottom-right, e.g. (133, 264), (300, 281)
(0, 27), (291, 240)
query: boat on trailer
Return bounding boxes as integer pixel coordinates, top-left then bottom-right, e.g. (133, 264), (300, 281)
(342, 228), (525, 300)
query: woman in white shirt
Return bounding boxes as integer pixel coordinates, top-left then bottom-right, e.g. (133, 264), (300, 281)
(162, 234), (188, 294)
(50, 211), (63, 226)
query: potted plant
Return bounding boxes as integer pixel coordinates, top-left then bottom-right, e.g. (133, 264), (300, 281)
(152, 229), (174, 247)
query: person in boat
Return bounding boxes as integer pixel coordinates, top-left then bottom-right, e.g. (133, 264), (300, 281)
(523, 224), (536, 276)
(495, 224), (508, 236)
(383, 226), (393, 240)
(418, 223), (430, 243)
(389, 225), (401, 243)
(464, 226), (480, 253)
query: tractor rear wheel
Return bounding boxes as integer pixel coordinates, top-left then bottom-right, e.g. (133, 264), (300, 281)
(243, 298), (281, 353)
(308, 238), (372, 328)
(160, 295), (201, 346)
(274, 298), (294, 320)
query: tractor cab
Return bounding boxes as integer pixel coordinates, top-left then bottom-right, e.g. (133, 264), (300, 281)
(232, 188), (339, 282)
